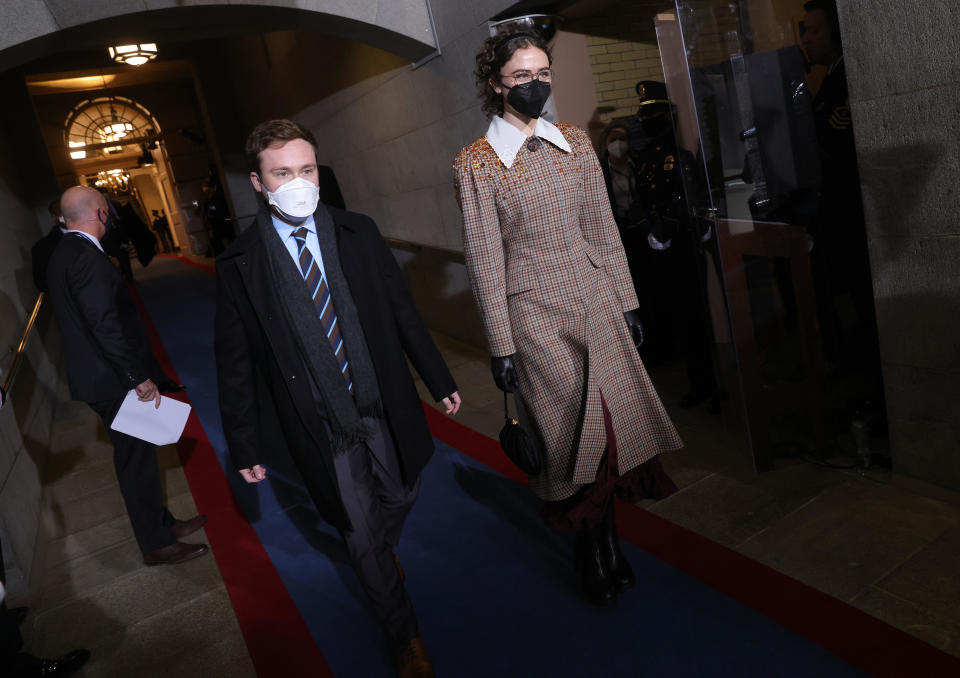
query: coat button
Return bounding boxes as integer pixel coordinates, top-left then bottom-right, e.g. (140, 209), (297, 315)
(291, 375), (296, 380)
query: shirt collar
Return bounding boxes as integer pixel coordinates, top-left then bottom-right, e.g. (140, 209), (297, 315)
(485, 116), (572, 169)
(64, 229), (104, 253)
(271, 213), (316, 241)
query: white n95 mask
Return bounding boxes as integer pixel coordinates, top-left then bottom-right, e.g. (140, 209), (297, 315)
(263, 176), (319, 219)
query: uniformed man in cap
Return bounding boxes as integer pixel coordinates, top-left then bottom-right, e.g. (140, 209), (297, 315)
(611, 81), (717, 408)
(802, 0), (882, 402)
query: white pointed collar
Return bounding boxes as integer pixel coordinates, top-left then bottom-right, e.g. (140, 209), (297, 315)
(485, 116), (571, 169)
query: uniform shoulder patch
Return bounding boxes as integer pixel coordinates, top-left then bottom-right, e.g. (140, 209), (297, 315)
(829, 104), (852, 130)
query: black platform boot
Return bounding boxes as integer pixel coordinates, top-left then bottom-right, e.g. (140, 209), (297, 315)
(602, 501), (636, 593)
(575, 523), (617, 607)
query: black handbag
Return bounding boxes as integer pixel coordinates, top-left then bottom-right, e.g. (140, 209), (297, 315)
(498, 392), (542, 475)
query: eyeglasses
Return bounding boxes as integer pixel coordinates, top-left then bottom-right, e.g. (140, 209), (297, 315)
(499, 68), (553, 85)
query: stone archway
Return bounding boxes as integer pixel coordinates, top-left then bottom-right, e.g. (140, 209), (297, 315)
(0, 0), (437, 70)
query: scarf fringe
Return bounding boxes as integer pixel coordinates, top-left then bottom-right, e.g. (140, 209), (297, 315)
(330, 420), (373, 456)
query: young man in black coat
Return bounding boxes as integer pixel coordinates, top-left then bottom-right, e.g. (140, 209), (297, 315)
(214, 119), (460, 678)
(46, 186), (209, 566)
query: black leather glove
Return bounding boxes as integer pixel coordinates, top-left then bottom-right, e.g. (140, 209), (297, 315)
(491, 355), (518, 393)
(624, 309), (644, 351)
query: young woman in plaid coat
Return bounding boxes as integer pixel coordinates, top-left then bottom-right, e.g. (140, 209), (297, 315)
(454, 30), (683, 607)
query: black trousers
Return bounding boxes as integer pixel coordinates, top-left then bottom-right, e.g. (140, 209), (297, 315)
(0, 533), (23, 663)
(89, 396), (176, 553)
(331, 416), (420, 649)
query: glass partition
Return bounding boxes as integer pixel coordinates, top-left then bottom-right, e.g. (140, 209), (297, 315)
(655, 1), (835, 470)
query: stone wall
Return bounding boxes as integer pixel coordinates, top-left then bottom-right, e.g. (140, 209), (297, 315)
(293, 0), (519, 252)
(565, 1), (669, 124)
(585, 35), (665, 124)
(839, 0), (960, 491)
(292, 0), (523, 345)
(0, 73), (62, 597)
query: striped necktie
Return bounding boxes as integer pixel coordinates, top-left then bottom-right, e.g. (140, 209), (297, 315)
(292, 227), (352, 392)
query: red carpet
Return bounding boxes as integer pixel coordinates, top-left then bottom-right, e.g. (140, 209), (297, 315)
(422, 403), (960, 678)
(156, 252), (217, 275)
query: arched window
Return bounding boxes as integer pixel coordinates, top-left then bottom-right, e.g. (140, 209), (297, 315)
(64, 96), (160, 159)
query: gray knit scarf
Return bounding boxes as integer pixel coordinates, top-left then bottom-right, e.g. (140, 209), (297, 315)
(257, 204), (382, 453)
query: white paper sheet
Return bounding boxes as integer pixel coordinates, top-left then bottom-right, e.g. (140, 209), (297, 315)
(110, 389), (191, 445)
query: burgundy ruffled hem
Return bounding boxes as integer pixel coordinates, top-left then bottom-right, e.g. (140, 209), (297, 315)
(541, 395), (678, 533)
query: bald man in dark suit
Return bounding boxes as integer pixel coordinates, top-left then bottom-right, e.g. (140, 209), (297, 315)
(46, 186), (208, 566)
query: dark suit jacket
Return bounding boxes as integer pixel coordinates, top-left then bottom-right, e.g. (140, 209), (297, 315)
(214, 206), (456, 530)
(46, 233), (156, 403)
(31, 225), (63, 293)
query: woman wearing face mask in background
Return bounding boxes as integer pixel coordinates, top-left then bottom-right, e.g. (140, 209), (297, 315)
(599, 123), (647, 305)
(454, 30), (683, 608)
(599, 122), (662, 368)
(599, 123), (638, 232)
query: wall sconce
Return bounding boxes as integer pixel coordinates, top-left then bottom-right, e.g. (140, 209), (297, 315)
(108, 43), (158, 66)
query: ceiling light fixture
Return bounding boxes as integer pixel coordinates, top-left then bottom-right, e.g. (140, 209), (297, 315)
(96, 168), (131, 191)
(108, 43), (158, 66)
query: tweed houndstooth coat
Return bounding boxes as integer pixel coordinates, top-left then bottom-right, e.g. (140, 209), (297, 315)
(454, 121), (683, 501)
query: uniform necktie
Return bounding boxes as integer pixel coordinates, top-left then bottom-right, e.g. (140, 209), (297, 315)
(292, 227), (352, 392)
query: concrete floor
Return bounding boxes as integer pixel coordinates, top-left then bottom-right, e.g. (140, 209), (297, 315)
(19, 383), (256, 677)
(15, 306), (960, 675)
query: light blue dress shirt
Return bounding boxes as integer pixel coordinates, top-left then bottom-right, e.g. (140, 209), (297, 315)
(271, 214), (328, 282)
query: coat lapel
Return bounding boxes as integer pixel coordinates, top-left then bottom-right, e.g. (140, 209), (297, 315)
(231, 228), (297, 370)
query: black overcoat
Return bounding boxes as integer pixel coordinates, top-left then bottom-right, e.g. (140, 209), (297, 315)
(214, 205), (457, 531)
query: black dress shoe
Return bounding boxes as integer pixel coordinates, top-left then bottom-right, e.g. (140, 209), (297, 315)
(143, 541), (209, 566)
(601, 502), (636, 593)
(13, 648), (90, 677)
(395, 635), (434, 678)
(171, 514), (208, 539)
(574, 525), (617, 608)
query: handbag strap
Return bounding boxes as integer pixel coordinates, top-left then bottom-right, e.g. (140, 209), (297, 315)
(504, 391), (520, 423)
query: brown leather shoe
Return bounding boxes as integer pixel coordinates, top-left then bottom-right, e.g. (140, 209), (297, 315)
(171, 514), (208, 539)
(143, 541), (209, 566)
(395, 635), (433, 678)
(393, 549), (405, 582)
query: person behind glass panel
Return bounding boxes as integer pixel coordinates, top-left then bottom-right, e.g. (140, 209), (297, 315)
(803, 0), (882, 409)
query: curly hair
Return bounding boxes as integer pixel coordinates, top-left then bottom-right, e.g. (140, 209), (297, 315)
(245, 119), (317, 174)
(475, 30), (553, 118)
